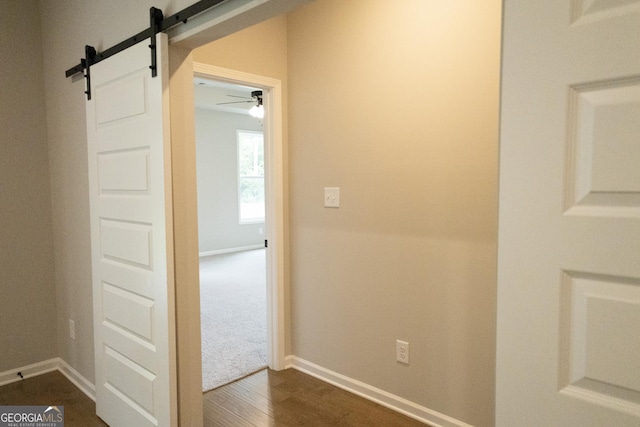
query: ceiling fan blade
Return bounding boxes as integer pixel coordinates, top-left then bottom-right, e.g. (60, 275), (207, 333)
(226, 94), (252, 99)
(217, 100), (254, 105)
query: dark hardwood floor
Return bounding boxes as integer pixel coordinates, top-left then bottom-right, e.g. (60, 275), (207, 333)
(0, 371), (107, 426)
(204, 369), (428, 426)
(0, 369), (428, 426)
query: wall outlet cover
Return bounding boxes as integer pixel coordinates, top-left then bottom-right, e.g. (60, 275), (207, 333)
(396, 340), (409, 364)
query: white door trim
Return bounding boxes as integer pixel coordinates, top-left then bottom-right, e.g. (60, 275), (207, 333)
(193, 62), (286, 370)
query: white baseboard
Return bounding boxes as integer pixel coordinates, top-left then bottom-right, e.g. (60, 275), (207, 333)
(0, 358), (95, 402)
(286, 356), (473, 427)
(57, 358), (96, 401)
(199, 244), (264, 257)
(0, 359), (59, 387)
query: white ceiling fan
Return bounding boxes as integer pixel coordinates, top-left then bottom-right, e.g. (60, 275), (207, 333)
(217, 90), (264, 118)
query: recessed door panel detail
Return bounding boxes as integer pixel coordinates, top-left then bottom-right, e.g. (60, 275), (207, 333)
(99, 260), (153, 299)
(102, 322), (156, 370)
(560, 272), (640, 414)
(87, 34), (174, 426)
(95, 73), (147, 126)
(98, 149), (150, 193)
(103, 282), (154, 341)
(100, 219), (152, 269)
(104, 346), (156, 415)
(572, 0), (640, 24)
(565, 77), (640, 216)
(585, 297), (640, 391)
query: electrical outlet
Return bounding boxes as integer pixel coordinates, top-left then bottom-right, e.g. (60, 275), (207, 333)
(396, 340), (409, 364)
(69, 319), (75, 340)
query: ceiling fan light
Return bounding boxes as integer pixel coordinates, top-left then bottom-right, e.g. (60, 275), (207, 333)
(249, 104), (264, 118)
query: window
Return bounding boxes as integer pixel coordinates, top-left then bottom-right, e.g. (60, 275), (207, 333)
(238, 130), (265, 224)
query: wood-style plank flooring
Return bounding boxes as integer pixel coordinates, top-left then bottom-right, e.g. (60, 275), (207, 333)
(204, 369), (428, 426)
(0, 369), (428, 426)
(0, 371), (107, 426)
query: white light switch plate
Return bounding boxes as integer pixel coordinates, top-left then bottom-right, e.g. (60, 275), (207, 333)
(324, 187), (340, 208)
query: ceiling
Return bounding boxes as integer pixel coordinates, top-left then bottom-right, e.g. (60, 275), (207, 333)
(193, 77), (260, 115)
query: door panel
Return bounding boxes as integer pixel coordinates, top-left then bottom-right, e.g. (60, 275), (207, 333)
(497, 1), (640, 425)
(86, 34), (176, 426)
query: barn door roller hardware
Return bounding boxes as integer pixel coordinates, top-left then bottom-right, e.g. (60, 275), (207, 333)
(65, 0), (229, 100)
(82, 45), (96, 100)
(149, 7), (164, 78)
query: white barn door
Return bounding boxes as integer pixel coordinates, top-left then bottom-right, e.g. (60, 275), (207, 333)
(85, 33), (177, 426)
(498, 1), (640, 426)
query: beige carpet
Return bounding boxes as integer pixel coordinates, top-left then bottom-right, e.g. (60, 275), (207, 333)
(200, 249), (267, 391)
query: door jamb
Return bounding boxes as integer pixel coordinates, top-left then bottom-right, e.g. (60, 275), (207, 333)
(192, 62), (286, 371)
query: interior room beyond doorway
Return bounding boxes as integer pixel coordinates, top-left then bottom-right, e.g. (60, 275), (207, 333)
(194, 77), (269, 391)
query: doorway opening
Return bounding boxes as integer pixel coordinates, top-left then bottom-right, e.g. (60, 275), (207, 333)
(169, 7), (291, 423)
(193, 76), (269, 391)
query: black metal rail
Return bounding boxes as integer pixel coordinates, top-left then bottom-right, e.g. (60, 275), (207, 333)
(65, 0), (228, 79)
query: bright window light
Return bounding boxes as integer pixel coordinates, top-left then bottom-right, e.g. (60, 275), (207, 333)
(237, 130), (265, 224)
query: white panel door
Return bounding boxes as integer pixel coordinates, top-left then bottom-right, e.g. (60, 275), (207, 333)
(86, 34), (176, 426)
(497, 1), (640, 426)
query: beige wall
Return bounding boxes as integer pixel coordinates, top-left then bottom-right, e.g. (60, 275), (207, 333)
(0, 0), (57, 372)
(287, 1), (501, 426)
(193, 15), (289, 81)
(175, 7), (501, 424)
